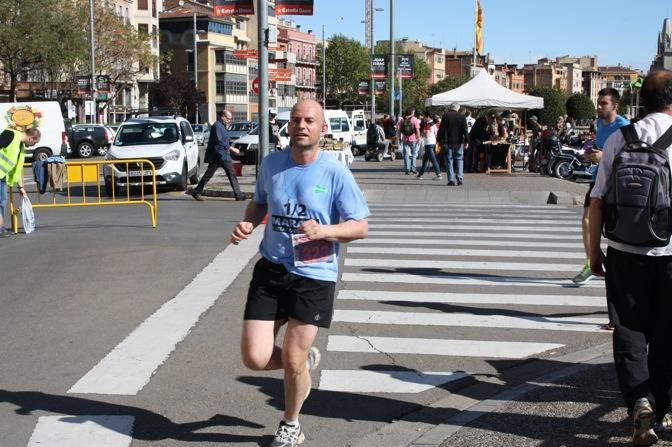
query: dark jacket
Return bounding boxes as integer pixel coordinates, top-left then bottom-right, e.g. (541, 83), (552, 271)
(469, 115), (490, 142)
(205, 120), (231, 163)
(439, 111), (469, 146)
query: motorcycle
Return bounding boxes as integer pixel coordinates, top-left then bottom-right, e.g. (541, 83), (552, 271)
(551, 145), (594, 180)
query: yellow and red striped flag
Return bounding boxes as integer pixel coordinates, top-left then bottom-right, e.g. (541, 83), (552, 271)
(475, 0), (483, 54)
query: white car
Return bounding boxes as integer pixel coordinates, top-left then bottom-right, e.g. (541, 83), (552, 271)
(103, 116), (200, 196)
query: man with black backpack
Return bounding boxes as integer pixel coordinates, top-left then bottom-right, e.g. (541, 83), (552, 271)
(589, 70), (672, 446)
(398, 108), (420, 174)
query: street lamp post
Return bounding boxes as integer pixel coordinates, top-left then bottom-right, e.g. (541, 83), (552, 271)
(366, 0), (384, 123)
(322, 24), (326, 106)
(193, 10), (199, 124)
(389, 0), (395, 119)
(89, 0), (97, 124)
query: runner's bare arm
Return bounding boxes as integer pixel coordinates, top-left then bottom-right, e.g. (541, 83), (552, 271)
(298, 219), (368, 243)
(230, 200), (268, 244)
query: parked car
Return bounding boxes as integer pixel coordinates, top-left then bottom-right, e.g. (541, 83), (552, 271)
(69, 123), (115, 158)
(103, 116), (199, 195)
(191, 123), (210, 145)
(228, 121), (256, 142)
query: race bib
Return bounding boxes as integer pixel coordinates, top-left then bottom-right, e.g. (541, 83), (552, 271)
(292, 234), (335, 266)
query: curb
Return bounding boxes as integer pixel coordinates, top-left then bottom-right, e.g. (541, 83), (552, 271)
(352, 343), (612, 447)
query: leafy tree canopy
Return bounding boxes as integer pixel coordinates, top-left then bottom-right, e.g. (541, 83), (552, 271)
(565, 93), (595, 121)
(526, 86), (567, 126)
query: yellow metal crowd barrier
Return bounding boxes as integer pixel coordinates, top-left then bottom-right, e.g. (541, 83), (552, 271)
(9, 159), (158, 232)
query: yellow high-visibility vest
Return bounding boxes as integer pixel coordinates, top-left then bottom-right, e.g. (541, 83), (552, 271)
(0, 129), (25, 186)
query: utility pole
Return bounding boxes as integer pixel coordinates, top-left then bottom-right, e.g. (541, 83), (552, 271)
(366, 0), (375, 123)
(389, 0), (395, 119)
(322, 24), (326, 106)
(257, 0), (269, 164)
(193, 9), (199, 124)
(89, 0), (97, 124)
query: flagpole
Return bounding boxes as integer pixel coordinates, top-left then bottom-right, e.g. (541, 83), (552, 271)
(472, 0), (477, 77)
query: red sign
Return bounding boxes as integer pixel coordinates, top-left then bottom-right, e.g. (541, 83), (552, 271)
(268, 68), (292, 77)
(275, 0), (314, 15)
(251, 77), (272, 93)
(233, 49), (258, 59)
(214, 0), (254, 16)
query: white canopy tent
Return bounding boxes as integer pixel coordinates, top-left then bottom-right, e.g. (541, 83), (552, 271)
(425, 70), (543, 110)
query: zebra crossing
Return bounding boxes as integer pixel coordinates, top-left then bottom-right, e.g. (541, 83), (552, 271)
(318, 202), (609, 395)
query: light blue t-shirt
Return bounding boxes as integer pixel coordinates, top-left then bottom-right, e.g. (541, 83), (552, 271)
(591, 115), (630, 182)
(254, 149), (370, 282)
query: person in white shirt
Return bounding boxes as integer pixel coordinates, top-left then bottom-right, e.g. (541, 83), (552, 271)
(589, 69), (672, 446)
(416, 114), (441, 179)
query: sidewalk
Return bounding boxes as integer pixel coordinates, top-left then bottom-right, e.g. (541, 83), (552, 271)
(190, 158), (590, 205)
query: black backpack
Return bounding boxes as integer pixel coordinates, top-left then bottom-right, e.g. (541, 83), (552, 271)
(602, 124), (672, 247)
(400, 118), (415, 136)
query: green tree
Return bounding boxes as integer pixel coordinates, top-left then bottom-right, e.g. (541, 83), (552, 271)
(73, 0), (158, 116)
(148, 73), (200, 118)
(0, 0), (86, 101)
(565, 93), (595, 121)
(317, 35), (369, 106)
(526, 86), (567, 126)
(430, 74), (471, 96)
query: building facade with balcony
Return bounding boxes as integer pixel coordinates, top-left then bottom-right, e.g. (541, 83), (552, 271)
(599, 64), (641, 98)
(522, 58), (567, 91)
(278, 21), (316, 107)
(161, 0), (246, 123)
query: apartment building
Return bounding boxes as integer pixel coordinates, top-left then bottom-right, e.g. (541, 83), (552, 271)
(599, 64), (641, 98)
(108, 0), (161, 123)
(522, 58), (567, 91)
(277, 20), (317, 104)
(161, 0), (247, 123)
(495, 64), (524, 92)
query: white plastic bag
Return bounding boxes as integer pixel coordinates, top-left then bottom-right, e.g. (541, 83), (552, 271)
(21, 196), (35, 234)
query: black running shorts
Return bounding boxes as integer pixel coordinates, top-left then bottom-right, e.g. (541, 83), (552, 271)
(244, 257), (336, 328)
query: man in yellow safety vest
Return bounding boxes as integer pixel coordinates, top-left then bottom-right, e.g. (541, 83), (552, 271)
(0, 127), (41, 237)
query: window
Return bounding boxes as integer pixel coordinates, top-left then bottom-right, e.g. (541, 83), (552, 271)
(180, 121), (193, 140)
(216, 73), (225, 95)
(225, 73), (247, 95)
(216, 50), (225, 65)
(138, 24), (149, 36)
(138, 0), (148, 10)
(224, 51), (246, 66)
(329, 118), (349, 132)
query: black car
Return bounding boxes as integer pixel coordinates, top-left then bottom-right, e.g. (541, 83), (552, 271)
(69, 124), (116, 158)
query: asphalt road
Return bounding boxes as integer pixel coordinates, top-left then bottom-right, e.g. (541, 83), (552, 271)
(0, 159), (612, 447)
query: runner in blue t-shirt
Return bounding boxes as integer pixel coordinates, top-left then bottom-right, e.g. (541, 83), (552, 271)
(573, 88), (629, 292)
(230, 99), (369, 447)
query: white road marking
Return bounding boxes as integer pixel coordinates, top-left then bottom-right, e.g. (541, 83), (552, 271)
(318, 370), (470, 393)
(27, 415), (134, 447)
(68, 230), (264, 395)
(345, 258), (581, 271)
(327, 335), (564, 358)
(348, 246), (584, 259)
(361, 231), (579, 241)
(369, 224), (580, 232)
(340, 272), (604, 288)
(333, 310), (605, 332)
(369, 212), (577, 219)
(367, 203), (575, 210)
(368, 217), (578, 225)
(337, 290), (606, 307)
(352, 237), (588, 249)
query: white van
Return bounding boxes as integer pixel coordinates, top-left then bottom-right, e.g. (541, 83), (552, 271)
(348, 110), (368, 156)
(0, 101), (70, 160)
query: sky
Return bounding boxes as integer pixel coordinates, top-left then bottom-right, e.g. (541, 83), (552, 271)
(285, 0), (672, 72)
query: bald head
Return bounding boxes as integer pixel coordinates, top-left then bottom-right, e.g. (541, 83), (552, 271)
(641, 69), (672, 114)
(289, 100), (327, 151)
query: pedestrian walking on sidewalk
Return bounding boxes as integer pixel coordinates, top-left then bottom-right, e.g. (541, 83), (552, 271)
(399, 107), (420, 175)
(438, 103), (469, 185)
(230, 99), (369, 447)
(573, 88), (629, 287)
(192, 109), (246, 201)
(589, 70), (672, 446)
(416, 114), (441, 180)
(0, 127), (40, 237)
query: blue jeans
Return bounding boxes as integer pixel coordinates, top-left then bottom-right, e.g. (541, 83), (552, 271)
(418, 145), (441, 176)
(0, 178), (7, 225)
(402, 140), (418, 172)
(443, 144), (464, 181)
